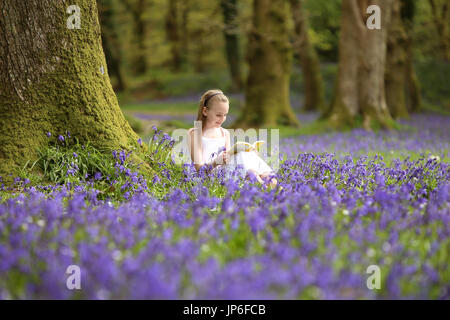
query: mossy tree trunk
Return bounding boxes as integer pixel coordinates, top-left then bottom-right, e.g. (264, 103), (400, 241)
(0, 0), (147, 180)
(220, 0), (243, 92)
(237, 0), (299, 128)
(328, 0), (393, 130)
(290, 0), (326, 113)
(385, 0), (409, 119)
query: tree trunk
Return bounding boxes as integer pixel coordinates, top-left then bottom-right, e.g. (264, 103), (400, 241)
(180, 0), (190, 67)
(405, 35), (422, 112)
(385, 0), (408, 119)
(220, 0), (243, 92)
(166, 0), (183, 72)
(0, 0), (147, 180)
(237, 0), (299, 128)
(359, 0), (394, 129)
(98, 0), (127, 91)
(328, 0), (393, 129)
(428, 0), (450, 61)
(327, 0), (361, 127)
(290, 0), (326, 112)
(192, 27), (207, 73)
(402, 0), (421, 112)
(134, 0), (149, 75)
(122, 0), (149, 75)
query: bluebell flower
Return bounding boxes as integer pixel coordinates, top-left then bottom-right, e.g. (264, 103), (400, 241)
(162, 133), (170, 142)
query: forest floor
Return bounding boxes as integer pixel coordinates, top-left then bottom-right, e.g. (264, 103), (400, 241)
(0, 111), (448, 299)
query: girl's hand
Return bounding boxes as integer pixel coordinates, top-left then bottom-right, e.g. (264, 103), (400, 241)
(215, 150), (229, 165)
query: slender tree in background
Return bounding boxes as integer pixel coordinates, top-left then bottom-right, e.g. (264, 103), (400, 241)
(428, 0), (450, 61)
(166, 0), (183, 72)
(220, 0), (243, 92)
(385, 0), (422, 116)
(385, 0), (408, 118)
(402, 0), (421, 112)
(180, 0), (191, 65)
(328, 0), (393, 129)
(237, 0), (300, 128)
(191, 25), (208, 73)
(0, 0), (148, 180)
(122, 0), (150, 75)
(290, 0), (326, 112)
(98, 0), (127, 91)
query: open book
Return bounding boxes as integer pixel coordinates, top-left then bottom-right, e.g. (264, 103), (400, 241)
(229, 140), (265, 155)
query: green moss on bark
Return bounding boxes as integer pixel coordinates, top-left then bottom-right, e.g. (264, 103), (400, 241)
(0, 0), (151, 182)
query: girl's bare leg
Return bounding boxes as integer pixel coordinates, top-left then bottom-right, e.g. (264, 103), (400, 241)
(246, 169), (264, 184)
(261, 172), (277, 189)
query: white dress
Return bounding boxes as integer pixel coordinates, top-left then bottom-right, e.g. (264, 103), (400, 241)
(191, 128), (274, 178)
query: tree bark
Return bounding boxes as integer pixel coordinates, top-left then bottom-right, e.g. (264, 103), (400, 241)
(328, 0), (394, 129)
(327, 0), (361, 127)
(358, 0), (393, 129)
(220, 0), (243, 92)
(237, 0), (299, 128)
(0, 0), (147, 180)
(385, 0), (408, 119)
(290, 0), (326, 112)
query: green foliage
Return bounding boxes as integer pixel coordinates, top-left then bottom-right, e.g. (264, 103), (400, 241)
(14, 134), (149, 201)
(415, 60), (450, 112)
(37, 137), (116, 185)
(304, 0), (341, 62)
(412, 0), (446, 61)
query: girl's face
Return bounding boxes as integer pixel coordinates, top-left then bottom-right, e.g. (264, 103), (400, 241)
(203, 101), (229, 128)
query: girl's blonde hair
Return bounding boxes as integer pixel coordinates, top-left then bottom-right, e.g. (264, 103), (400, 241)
(196, 89), (229, 126)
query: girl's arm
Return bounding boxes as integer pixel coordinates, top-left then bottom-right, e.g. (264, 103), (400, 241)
(188, 128), (220, 171)
(224, 129), (231, 153)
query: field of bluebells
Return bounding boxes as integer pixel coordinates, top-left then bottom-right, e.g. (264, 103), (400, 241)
(0, 113), (448, 299)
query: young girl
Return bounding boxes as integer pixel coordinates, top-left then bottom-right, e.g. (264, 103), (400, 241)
(187, 89), (278, 189)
